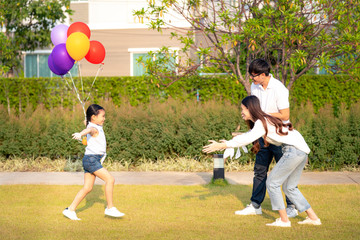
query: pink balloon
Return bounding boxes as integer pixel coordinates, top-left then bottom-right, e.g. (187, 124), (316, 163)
(51, 24), (69, 46)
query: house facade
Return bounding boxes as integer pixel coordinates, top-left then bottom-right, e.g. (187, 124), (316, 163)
(24, 0), (190, 77)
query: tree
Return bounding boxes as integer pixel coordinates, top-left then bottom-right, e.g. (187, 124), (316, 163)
(0, 0), (72, 77)
(134, 0), (360, 94)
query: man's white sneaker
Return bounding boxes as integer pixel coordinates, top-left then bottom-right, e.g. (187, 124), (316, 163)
(235, 204), (262, 215)
(298, 217), (321, 225)
(105, 207), (125, 218)
(63, 208), (81, 220)
(266, 218), (291, 227)
(286, 206), (299, 218)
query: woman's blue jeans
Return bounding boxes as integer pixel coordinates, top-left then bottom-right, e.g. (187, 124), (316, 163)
(250, 138), (294, 207)
(266, 145), (311, 212)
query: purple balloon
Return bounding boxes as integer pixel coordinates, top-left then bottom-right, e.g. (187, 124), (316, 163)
(51, 43), (75, 73)
(51, 24), (69, 46)
(48, 53), (67, 76)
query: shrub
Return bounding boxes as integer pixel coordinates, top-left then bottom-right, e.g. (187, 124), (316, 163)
(1, 75), (359, 116)
(0, 99), (359, 170)
(290, 102), (360, 170)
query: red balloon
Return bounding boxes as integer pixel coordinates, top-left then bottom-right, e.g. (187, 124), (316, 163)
(67, 22), (91, 39)
(85, 41), (106, 64)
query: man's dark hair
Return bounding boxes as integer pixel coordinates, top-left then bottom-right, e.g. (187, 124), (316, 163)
(248, 59), (270, 76)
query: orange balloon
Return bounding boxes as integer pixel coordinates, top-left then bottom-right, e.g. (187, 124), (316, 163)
(66, 32), (90, 61)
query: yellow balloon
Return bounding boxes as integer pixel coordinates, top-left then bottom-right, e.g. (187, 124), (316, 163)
(66, 32), (90, 61)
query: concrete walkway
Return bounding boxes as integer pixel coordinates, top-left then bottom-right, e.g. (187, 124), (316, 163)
(0, 171), (359, 185)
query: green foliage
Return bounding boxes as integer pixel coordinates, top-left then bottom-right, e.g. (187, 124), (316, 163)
(0, 75), (248, 114)
(1, 75), (359, 116)
(0, 104), (83, 159)
(0, 98), (359, 170)
(133, 0), (360, 93)
(0, 33), (15, 76)
(103, 99), (247, 162)
(0, 99), (251, 163)
(290, 103), (360, 170)
(210, 178), (229, 186)
(291, 75), (360, 115)
(0, 0), (72, 75)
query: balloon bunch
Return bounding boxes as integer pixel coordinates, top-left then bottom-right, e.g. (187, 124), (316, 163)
(48, 22), (105, 75)
(48, 22), (106, 121)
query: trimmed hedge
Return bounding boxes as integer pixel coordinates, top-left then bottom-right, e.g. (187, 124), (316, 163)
(0, 99), (359, 170)
(0, 76), (247, 113)
(1, 74), (359, 115)
(291, 75), (360, 116)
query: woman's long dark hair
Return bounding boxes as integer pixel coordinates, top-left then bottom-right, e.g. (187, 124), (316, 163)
(86, 104), (105, 126)
(241, 96), (293, 154)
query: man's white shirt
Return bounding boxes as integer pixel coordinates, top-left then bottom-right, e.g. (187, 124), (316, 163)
(250, 74), (289, 118)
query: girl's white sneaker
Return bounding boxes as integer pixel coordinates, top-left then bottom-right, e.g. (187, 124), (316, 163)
(266, 218), (291, 227)
(63, 208), (81, 220)
(105, 207), (125, 218)
(298, 217), (322, 225)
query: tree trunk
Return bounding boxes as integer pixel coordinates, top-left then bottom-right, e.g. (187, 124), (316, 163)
(19, 91), (22, 113)
(242, 78), (251, 95)
(3, 83), (11, 115)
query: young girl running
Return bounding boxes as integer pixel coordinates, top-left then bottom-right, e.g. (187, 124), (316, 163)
(63, 104), (125, 220)
(202, 96), (321, 227)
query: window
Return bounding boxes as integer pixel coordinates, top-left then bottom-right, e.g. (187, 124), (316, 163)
(24, 51), (78, 78)
(128, 48), (178, 76)
(132, 53), (152, 76)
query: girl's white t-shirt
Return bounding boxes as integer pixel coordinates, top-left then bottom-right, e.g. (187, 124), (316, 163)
(85, 122), (106, 155)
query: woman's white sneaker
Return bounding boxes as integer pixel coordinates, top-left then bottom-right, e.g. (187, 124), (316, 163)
(63, 208), (81, 220)
(266, 218), (291, 227)
(235, 204), (262, 215)
(105, 207), (125, 217)
(298, 217), (322, 225)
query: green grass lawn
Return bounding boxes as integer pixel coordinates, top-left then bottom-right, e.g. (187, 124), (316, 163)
(0, 184), (359, 240)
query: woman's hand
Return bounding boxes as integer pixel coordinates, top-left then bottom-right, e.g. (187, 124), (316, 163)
(202, 140), (227, 153)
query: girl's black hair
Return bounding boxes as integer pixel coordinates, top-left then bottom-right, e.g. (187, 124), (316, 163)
(241, 96), (293, 154)
(248, 59), (270, 76)
(86, 104), (105, 126)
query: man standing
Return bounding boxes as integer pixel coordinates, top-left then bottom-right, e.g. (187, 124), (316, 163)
(234, 59), (298, 218)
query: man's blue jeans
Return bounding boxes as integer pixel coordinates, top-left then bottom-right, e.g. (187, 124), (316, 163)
(250, 138), (294, 207)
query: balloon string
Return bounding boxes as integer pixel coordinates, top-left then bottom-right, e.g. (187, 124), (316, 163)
(78, 61), (85, 99)
(61, 75), (72, 90)
(84, 64), (104, 102)
(68, 71), (86, 121)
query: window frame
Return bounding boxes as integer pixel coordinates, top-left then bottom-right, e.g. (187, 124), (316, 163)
(128, 47), (179, 76)
(24, 50), (52, 78)
(23, 50), (78, 78)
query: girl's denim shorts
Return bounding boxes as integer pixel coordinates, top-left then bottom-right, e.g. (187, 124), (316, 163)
(82, 154), (104, 174)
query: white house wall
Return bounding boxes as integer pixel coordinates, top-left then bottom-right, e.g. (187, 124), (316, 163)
(68, 0), (190, 76)
(87, 0), (191, 30)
